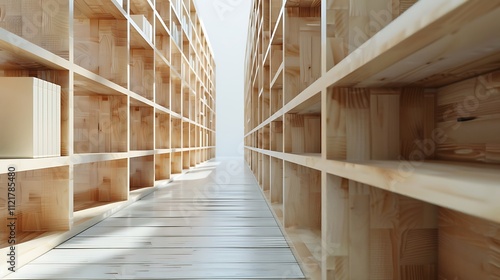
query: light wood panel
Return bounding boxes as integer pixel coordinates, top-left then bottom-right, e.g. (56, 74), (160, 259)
(74, 95), (127, 153)
(0, 167), (69, 234)
(74, 159), (128, 211)
(436, 70), (500, 164)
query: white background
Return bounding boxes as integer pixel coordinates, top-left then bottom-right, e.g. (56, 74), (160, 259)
(193, 0), (252, 158)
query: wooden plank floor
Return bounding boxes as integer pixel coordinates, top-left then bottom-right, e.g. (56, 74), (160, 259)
(6, 159), (305, 279)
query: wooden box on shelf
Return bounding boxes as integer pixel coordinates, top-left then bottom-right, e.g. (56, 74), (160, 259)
(0, 77), (60, 158)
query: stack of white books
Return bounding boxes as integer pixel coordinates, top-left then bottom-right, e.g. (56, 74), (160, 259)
(131, 15), (153, 43)
(0, 77), (61, 158)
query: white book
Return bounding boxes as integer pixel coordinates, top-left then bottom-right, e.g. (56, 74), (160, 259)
(32, 78), (39, 158)
(42, 80), (48, 157)
(55, 84), (61, 156)
(37, 79), (44, 158)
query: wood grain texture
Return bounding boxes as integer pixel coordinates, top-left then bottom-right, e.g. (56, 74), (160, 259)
(439, 208), (500, 280)
(74, 159), (128, 211)
(129, 156), (154, 190)
(284, 162), (321, 229)
(171, 118), (182, 149)
(326, 87), (347, 160)
(270, 157), (284, 204)
(285, 114), (321, 154)
(436, 70), (500, 164)
(130, 105), (154, 151)
(400, 88), (436, 160)
(0, 166), (69, 235)
(155, 113), (170, 149)
(271, 121), (284, 152)
(130, 48), (155, 101)
(346, 88), (370, 160)
(155, 153), (171, 181)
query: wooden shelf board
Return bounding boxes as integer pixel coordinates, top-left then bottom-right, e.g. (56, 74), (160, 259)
(74, 71), (127, 96)
(327, 0), (500, 88)
(245, 1), (500, 138)
(130, 93), (155, 107)
(129, 0), (154, 16)
(247, 147), (500, 224)
(288, 93), (321, 114)
(0, 29), (70, 71)
(270, 62), (284, 89)
(129, 150), (156, 158)
(324, 159), (500, 224)
(285, 227), (322, 280)
(0, 157), (70, 174)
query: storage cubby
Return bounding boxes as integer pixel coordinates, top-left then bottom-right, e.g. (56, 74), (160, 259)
(74, 81), (127, 154)
(181, 122), (189, 148)
(270, 157), (283, 204)
(261, 154), (270, 194)
(74, 4), (127, 87)
(74, 159), (128, 212)
(130, 100), (154, 151)
(325, 0), (418, 72)
(182, 84), (190, 118)
(155, 111), (170, 149)
(0, 166), (69, 240)
(270, 44), (283, 90)
(190, 149), (197, 167)
(129, 47), (155, 101)
(129, 0), (154, 43)
(155, 16), (171, 60)
(155, 60), (171, 109)
(284, 113), (321, 155)
(171, 117), (182, 149)
(171, 152), (183, 175)
(171, 76), (182, 114)
(190, 123), (197, 148)
(0, 1), (70, 59)
(284, 162), (321, 276)
(284, 6), (321, 104)
(270, 121), (283, 152)
(129, 155), (154, 191)
(182, 151), (190, 169)
(155, 0), (171, 30)
(155, 153), (171, 181)
(323, 174), (438, 279)
(247, 2), (500, 278)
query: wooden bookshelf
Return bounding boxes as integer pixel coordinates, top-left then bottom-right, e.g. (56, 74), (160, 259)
(0, 0), (215, 276)
(245, 0), (500, 279)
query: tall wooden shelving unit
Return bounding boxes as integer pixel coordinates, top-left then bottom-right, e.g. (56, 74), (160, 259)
(245, 0), (500, 279)
(0, 0), (215, 275)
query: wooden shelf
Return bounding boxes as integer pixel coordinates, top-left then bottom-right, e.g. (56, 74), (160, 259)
(246, 2), (500, 277)
(0, 0), (216, 276)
